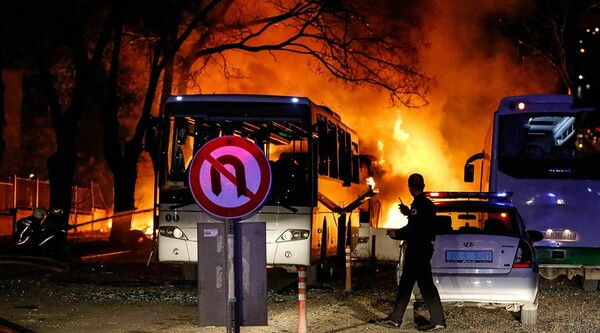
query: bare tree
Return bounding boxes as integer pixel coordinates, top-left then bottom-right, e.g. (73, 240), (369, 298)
(178, 0), (427, 104)
(497, 0), (600, 92)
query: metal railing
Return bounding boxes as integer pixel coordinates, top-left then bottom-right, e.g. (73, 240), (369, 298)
(0, 175), (108, 214)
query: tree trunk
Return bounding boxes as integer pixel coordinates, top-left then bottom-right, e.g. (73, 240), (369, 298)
(103, 5), (138, 244)
(107, 140), (139, 243)
(108, 59), (162, 242)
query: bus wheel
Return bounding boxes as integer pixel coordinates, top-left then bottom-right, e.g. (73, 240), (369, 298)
(182, 263), (198, 281)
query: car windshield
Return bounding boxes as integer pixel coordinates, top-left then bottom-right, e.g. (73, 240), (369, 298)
(433, 204), (519, 236)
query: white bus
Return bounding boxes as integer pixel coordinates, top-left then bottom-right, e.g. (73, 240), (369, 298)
(465, 94), (600, 290)
(155, 94), (376, 280)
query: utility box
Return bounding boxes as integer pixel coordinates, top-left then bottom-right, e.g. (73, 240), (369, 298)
(197, 221), (267, 327)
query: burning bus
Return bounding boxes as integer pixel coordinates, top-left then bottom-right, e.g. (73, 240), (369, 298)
(154, 94), (377, 280)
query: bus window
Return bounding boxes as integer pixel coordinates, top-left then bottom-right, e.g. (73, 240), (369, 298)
(338, 128), (352, 186)
(497, 111), (600, 179)
(194, 122), (221, 152)
(328, 120), (338, 178)
(352, 142), (360, 183)
(318, 115), (329, 176)
(269, 153), (310, 207)
(169, 117), (195, 184)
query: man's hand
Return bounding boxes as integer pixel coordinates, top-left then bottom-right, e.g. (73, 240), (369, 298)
(399, 203), (410, 216)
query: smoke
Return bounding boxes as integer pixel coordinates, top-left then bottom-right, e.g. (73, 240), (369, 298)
(176, 0), (558, 227)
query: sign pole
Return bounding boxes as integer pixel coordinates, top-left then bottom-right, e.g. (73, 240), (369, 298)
(226, 218), (240, 333)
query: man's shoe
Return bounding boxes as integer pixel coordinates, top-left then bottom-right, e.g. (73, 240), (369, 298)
(370, 317), (402, 328)
(417, 323), (446, 331)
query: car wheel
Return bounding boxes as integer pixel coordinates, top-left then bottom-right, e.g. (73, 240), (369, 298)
(520, 297), (538, 325)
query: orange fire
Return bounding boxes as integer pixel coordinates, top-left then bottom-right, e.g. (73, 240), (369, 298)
(132, 1), (557, 232)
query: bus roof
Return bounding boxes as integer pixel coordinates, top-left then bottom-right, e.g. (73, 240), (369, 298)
(166, 94), (342, 120)
(167, 94), (312, 106)
(497, 94), (597, 114)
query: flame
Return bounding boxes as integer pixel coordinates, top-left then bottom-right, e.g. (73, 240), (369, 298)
(366, 177), (375, 189)
(376, 140), (385, 164)
(132, 212), (155, 235)
(393, 112), (410, 142)
(383, 202), (408, 229)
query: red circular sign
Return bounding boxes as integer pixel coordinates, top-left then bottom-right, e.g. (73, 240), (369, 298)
(188, 136), (272, 220)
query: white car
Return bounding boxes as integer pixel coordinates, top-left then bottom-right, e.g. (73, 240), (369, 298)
(397, 192), (544, 325)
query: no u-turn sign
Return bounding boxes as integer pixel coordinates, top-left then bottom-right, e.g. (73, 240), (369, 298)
(188, 136), (272, 220)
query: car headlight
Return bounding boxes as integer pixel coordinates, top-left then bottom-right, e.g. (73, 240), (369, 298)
(159, 226), (188, 240)
(277, 229), (310, 242)
(173, 228), (184, 238)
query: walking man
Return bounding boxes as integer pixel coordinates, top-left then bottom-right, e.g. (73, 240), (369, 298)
(373, 173), (446, 331)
